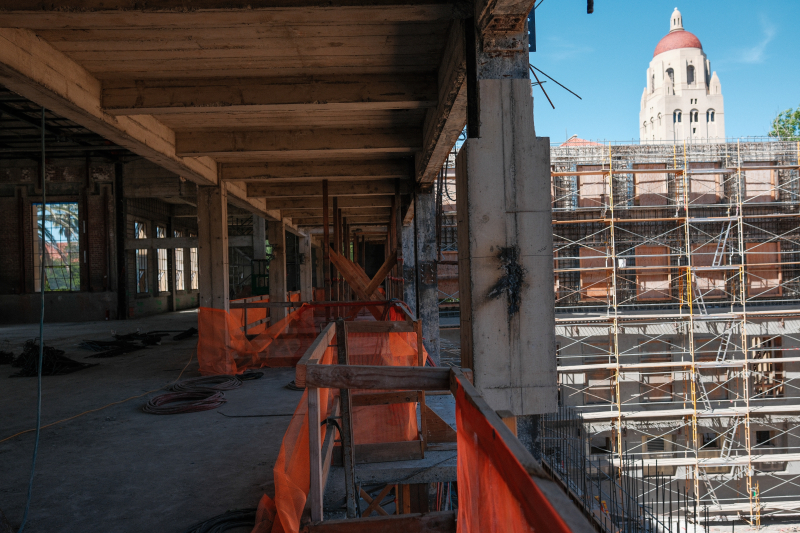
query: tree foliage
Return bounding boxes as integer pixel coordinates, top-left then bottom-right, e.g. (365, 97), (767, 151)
(769, 106), (800, 141)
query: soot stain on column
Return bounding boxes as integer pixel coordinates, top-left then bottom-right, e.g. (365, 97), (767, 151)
(487, 245), (526, 318)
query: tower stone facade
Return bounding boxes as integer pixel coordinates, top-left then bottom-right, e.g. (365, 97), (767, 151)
(640, 8), (725, 143)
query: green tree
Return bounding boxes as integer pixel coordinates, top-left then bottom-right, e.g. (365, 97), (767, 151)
(769, 106), (800, 141)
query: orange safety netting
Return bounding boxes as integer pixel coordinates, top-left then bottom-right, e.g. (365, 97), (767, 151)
(229, 296), (269, 335)
(454, 380), (572, 533)
(197, 303), (318, 375)
(249, 302), (427, 533)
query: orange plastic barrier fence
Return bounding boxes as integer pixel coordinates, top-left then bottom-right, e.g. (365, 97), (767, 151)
(198, 304), (317, 375)
(229, 296), (269, 335)
(250, 302), (426, 533)
(454, 380), (572, 533)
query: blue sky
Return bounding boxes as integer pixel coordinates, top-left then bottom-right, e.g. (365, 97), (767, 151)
(529, 0), (800, 143)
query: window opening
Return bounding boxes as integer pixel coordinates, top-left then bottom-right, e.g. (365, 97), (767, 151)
(174, 230), (185, 291)
(32, 202), (80, 292)
(687, 65), (695, 85)
(156, 225), (168, 293)
(135, 221), (148, 294)
(190, 244), (199, 290)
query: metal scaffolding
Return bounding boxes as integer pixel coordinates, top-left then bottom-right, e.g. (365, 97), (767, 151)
(551, 139), (800, 526)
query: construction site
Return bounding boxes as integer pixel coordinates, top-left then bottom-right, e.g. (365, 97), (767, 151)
(0, 1), (584, 533)
(548, 139), (800, 527)
(0, 2), (797, 533)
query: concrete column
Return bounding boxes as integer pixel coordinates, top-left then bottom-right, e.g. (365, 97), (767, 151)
(253, 215), (266, 260)
(268, 219), (287, 320)
(414, 191), (439, 365)
(455, 77), (557, 415)
(299, 233), (313, 302)
(197, 186), (229, 311)
(402, 222), (417, 313)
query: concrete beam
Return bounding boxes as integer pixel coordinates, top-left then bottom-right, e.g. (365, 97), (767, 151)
(221, 159), (410, 182)
(102, 75), (436, 115)
(175, 128), (420, 160)
(415, 20), (467, 187)
(247, 180), (410, 198)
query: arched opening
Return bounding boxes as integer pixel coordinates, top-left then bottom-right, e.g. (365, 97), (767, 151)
(687, 65), (695, 85)
(707, 110), (715, 122)
(673, 110), (682, 123)
(651, 74), (655, 93)
(657, 113), (662, 126)
(666, 68), (674, 94)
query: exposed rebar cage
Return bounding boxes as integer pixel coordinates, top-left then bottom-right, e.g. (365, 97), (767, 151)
(552, 140), (800, 526)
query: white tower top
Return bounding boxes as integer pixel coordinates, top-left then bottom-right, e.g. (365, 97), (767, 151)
(639, 8), (725, 143)
(670, 8), (683, 32)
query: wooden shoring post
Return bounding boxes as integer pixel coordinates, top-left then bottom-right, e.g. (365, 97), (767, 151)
(333, 197), (340, 307)
(415, 319), (428, 455)
(390, 191), (398, 298)
(323, 181), (331, 318)
(336, 318), (358, 518)
(308, 382), (323, 522)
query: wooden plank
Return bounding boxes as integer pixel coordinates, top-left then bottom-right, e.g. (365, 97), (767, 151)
(0, 28), (277, 219)
(352, 391), (419, 407)
(222, 160), (410, 182)
(262, 196), (395, 210)
(124, 236), (197, 250)
(415, 20), (467, 186)
(294, 217), (390, 226)
(308, 386), (324, 522)
(346, 321), (414, 333)
(337, 319), (358, 519)
(356, 441), (423, 464)
(175, 128), (421, 158)
(305, 365), (451, 391)
(424, 404), (457, 443)
(0, 6), (464, 29)
(364, 251), (398, 296)
(102, 75), (436, 114)
(307, 511), (456, 533)
(295, 322), (335, 388)
(282, 208), (390, 218)
(229, 301), (303, 308)
(248, 180), (410, 198)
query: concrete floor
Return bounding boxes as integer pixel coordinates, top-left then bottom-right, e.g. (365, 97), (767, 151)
(0, 309), (303, 533)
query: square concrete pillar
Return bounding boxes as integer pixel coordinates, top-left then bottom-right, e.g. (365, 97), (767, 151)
(299, 234), (313, 302)
(197, 186), (229, 311)
(455, 79), (556, 416)
(268, 220), (287, 321)
(253, 215), (266, 260)
(415, 191), (440, 365)
(402, 222), (417, 312)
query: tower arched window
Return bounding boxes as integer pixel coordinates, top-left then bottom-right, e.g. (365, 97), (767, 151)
(707, 109), (715, 122)
(657, 113), (662, 126)
(666, 68), (675, 94)
(689, 110), (699, 123)
(687, 65), (695, 85)
(651, 74), (655, 93)
(673, 110), (682, 123)
(643, 121), (648, 132)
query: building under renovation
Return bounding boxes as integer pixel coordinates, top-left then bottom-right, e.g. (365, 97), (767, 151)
(550, 139), (800, 526)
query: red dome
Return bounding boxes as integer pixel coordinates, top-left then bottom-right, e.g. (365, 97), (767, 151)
(653, 30), (702, 57)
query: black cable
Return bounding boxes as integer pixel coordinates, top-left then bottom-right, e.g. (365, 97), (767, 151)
(18, 106), (46, 533)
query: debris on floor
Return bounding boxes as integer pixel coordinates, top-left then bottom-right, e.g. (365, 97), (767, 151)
(10, 339), (98, 377)
(181, 508), (256, 533)
(79, 327), (198, 359)
(0, 350), (14, 365)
